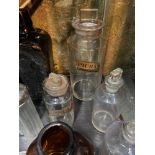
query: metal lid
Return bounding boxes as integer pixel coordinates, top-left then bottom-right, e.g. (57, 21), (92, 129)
(72, 9), (103, 36)
(43, 73), (69, 97)
(105, 68), (124, 93)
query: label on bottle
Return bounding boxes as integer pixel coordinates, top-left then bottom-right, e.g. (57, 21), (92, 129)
(48, 102), (74, 116)
(75, 60), (99, 72)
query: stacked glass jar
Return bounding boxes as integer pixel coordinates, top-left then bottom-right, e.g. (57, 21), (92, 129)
(18, 8), (135, 155)
(91, 68), (135, 155)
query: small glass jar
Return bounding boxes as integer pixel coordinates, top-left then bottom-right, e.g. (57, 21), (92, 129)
(68, 9), (104, 101)
(105, 121), (135, 155)
(92, 68), (128, 133)
(27, 121), (94, 155)
(43, 73), (74, 126)
(19, 83), (43, 146)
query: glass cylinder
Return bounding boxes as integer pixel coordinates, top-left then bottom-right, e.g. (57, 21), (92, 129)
(43, 73), (74, 126)
(105, 121), (135, 155)
(68, 9), (104, 101)
(92, 68), (128, 133)
(19, 83), (43, 145)
(27, 121), (94, 155)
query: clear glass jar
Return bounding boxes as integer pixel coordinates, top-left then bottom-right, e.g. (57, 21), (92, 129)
(92, 68), (128, 133)
(43, 73), (74, 126)
(27, 121), (94, 155)
(105, 121), (135, 155)
(68, 9), (104, 101)
(19, 83), (43, 146)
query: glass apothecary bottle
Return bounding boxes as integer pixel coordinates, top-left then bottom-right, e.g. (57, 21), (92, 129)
(19, 8), (53, 107)
(92, 68), (128, 133)
(105, 121), (135, 155)
(27, 121), (94, 155)
(43, 73), (74, 126)
(68, 9), (104, 101)
(19, 83), (43, 146)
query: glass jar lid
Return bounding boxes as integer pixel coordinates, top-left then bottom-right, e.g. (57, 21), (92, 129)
(72, 9), (103, 36)
(43, 73), (69, 97)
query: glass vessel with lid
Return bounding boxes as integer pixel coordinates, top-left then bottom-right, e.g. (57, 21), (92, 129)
(43, 73), (74, 126)
(92, 68), (129, 133)
(26, 121), (94, 155)
(19, 8), (53, 107)
(68, 9), (104, 101)
(105, 121), (135, 155)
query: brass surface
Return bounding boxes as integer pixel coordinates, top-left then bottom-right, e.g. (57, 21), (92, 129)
(20, 0), (135, 76)
(32, 0), (97, 74)
(102, 0), (135, 75)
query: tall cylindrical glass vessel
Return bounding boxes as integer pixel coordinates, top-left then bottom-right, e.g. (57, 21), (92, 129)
(68, 9), (104, 101)
(19, 83), (43, 145)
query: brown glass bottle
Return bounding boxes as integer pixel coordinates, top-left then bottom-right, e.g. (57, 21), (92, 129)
(27, 122), (94, 155)
(19, 8), (53, 108)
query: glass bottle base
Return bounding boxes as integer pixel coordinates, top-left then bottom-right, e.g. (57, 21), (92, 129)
(92, 110), (114, 133)
(72, 79), (95, 101)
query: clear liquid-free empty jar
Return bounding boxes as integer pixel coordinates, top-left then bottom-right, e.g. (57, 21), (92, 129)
(92, 68), (127, 133)
(105, 121), (135, 155)
(68, 9), (104, 101)
(19, 83), (43, 146)
(43, 73), (74, 126)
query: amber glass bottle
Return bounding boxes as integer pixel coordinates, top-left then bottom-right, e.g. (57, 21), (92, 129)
(19, 8), (53, 107)
(27, 122), (94, 155)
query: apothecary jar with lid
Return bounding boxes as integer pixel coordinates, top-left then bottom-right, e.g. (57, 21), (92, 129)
(68, 9), (104, 101)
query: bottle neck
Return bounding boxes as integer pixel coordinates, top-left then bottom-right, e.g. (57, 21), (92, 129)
(36, 122), (75, 155)
(105, 69), (124, 94)
(75, 29), (102, 39)
(19, 8), (35, 36)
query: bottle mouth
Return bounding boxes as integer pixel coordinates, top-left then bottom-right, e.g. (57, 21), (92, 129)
(72, 19), (103, 36)
(36, 122), (74, 155)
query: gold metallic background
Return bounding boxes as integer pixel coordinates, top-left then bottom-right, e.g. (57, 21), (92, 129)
(20, 0), (135, 77)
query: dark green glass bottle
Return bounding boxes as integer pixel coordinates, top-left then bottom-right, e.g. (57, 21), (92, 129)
(19, 8), (53, 109)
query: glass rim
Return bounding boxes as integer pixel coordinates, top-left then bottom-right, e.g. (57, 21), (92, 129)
(36, 121), (74, 155)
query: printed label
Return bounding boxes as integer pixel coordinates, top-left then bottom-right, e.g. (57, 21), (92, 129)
(48, 102), (74, 116)
(75, 60), (99, 72)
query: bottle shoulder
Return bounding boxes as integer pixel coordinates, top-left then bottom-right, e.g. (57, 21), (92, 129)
(43, 87), (72, 106)
(19, 44), (45, 59)
(34, 28), (51, 41)
(73, 131), (94, 155)
(20, 28), (51, 43)
(27, 131), (94, 155)
(95, 83), (127, 104)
